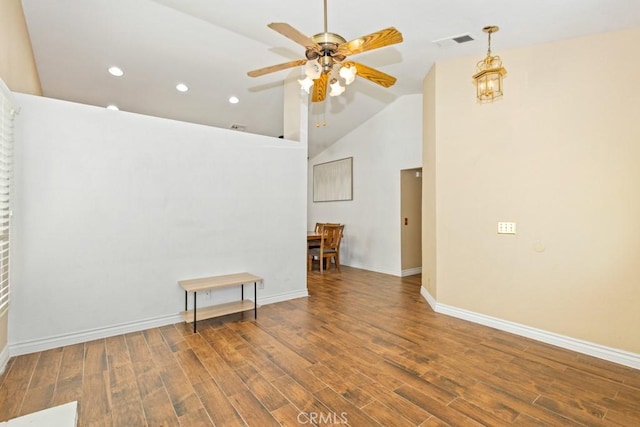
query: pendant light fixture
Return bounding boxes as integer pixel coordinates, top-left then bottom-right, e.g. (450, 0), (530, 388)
(473, 26), (507, 103)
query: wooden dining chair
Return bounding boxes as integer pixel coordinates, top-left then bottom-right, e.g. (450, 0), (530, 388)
(308, 224), (344, 274)
(309, 222), (341, 251)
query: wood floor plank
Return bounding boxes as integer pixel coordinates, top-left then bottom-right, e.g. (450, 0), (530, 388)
(271, 403), (317, 427)
(0, 353), (39, 420)
(313, 386), (381, 426)
(464, 381), (575, 426)
(124, 332), (152, 365)
(306, 362), (375, 408)
(235, 364), (289, 411)
(138, 387), (180, 427)
(2, 266), (639, 426)
(79, 372), (111, 424)
(0, 358), (15, 389)
(270, 374), (332, 415)
(363, 381), (431, 425)
(126, 333), (180, 426)
(110, 400), (146, 427)
(394, 383), (484, 426)
(105, 335), (131, 369)
(228, 389), (281, 427)
(17, 347), (63, 416)
(108, 364), (141, 407)
(51, 343), (84, 406)
(362, 398), (416, 427)
(448, 397), (516, 426)
(534, 393), (607, 426)
(196, 379), (245, 426)
(235, 344), (287, 381)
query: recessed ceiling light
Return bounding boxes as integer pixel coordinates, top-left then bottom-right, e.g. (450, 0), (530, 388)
(229, 96), (239, 104)
(108, 66), (124, 77)
(176, 83), (189, 92)
(106, 104), (119, 111)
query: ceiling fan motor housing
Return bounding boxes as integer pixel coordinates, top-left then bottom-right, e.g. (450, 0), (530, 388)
(310, 32), (347, 73)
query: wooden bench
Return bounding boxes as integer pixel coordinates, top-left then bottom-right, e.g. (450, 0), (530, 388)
(179, 272), (263, 333)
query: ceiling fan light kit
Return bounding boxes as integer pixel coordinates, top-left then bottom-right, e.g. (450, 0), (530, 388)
(247, 0), (403, 103)
(473, 25), (507, 103)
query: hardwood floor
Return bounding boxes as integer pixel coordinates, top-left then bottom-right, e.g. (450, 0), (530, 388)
(1, 266), (639, 426)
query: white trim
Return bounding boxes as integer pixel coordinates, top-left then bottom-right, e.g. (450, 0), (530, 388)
(7, 290), (309, 357)
(9, 313), (183, 357)
(420, 286), (640, 370)
(0, 344), (9, 375)
(343, 261), (400, 277)
(420, 286), (437, 311)
(259, 289), (309, 306)
(401, 267), (422, 277)
(0, 79), (20, 112)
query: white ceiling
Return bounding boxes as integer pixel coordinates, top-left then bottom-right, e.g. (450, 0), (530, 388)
(21, 0), (640, 157)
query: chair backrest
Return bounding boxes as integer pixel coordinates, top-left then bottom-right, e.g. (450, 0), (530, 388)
(321, 224), (344, 251)
(315, 222), (341, 233)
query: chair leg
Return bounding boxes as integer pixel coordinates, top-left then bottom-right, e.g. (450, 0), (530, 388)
(335, 254), (341, 272)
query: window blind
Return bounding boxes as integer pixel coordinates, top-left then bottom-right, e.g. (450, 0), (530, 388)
(0, 80), (19, 318)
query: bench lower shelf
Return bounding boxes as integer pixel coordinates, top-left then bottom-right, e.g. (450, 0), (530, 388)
(180, 300), (258, 323)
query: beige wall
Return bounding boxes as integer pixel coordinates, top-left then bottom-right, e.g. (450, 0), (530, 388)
(423, 27), (640, 353)
(401, 169), (422, 270)
(422, 66), (437, 297)
(0, 0), (42, 94)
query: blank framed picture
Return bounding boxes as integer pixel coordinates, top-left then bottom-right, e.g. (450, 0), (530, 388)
(313, 157), (353, 202)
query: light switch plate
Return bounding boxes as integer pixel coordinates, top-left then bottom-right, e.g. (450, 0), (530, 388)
(498, 222), (516, 234)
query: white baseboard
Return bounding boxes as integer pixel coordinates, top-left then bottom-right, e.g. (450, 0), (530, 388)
(9, 313), (183, 357)
(401, 267), (422, 277)
(259, 289), (308, 306)
(8, 290), (309, 358)
(420, 286), (640, 370)
(342, 261), (400, 277)
(0, 344), (9, 375)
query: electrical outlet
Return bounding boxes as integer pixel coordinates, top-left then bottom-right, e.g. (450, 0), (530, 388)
(497, 222), (516, 234)
(258, 281), (265, 290)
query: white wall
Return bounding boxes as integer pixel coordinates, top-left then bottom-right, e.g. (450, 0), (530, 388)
(307, 94), (422, 276)
(10, 94), (308, 352)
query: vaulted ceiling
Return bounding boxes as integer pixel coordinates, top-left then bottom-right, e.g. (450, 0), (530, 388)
(21, 0), (640, 157)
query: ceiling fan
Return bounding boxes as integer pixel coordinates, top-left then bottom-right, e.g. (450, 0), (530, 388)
(247, 0), (403, 102)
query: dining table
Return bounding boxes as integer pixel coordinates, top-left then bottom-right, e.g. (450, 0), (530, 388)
(307, 230), (322, 249)
(307, 230), (322, 241)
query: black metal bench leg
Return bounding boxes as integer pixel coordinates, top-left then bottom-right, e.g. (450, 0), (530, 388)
(193, 292), (197, 333)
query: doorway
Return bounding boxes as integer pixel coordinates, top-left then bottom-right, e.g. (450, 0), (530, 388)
(401, 168), (422, 276)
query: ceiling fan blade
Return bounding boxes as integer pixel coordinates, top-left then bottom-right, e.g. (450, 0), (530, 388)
(268, 23), (321, 51)
(311, 73), (328, 102)
(247, 59), (308, 78)
(351, 62), (397, 88)
(336, 27), (403, 57)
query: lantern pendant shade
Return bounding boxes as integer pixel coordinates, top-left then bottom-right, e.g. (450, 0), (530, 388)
(473, 26), (507, 103)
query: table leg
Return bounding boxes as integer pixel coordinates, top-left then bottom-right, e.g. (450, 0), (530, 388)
(184, 290), (187, 311)
(193, 292), (197, 333)
(254, 281), (257, 319)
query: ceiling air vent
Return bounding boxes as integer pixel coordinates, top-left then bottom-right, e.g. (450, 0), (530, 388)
(432, 33), (476, 48)
(229, 124), (247, 132)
